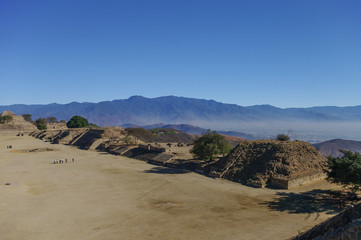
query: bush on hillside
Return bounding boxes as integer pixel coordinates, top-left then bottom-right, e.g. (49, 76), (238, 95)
(150, 128), (177, 135)
(66, 116), (89, 128)
(126, 128), (155, 142)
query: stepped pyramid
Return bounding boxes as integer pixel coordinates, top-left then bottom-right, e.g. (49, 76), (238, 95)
(208, 140), (328, 189)
(0, 111), (37, 134)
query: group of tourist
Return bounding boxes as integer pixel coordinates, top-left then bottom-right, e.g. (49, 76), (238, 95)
(6, 145), (13, 149)
(53, 158), (74, 164)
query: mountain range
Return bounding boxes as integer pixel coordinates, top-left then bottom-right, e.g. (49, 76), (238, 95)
(1, 96), (361, 141)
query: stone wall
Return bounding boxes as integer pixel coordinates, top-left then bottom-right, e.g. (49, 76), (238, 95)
(270, 173), (327, 189)
(287, 173), (327, 189)
(139, 144), (166, 153)
(291, 202), (361, 240)
(46, 123), (67, 130)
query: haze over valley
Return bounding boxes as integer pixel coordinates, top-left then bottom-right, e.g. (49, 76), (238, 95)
(1, 95), (361, 142)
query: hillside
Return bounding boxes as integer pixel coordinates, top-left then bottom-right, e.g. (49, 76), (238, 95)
(123, 123), (257, 140)
(126, 127), (196, 143)
(314, 139), (361, 157)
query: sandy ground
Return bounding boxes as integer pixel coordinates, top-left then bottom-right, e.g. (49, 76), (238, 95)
(0, 135), (343, 240)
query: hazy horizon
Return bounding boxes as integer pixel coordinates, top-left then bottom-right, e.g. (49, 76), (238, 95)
(1, 95), (361, 109)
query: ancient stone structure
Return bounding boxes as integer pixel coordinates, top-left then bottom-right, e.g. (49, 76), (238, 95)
(0, 111), (36, 134)
(207, 140), (328, 189)
(139, 144), (166, 153)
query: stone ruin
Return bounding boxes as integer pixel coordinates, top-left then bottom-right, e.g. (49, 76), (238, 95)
(0, 111), (37, 134)
(207, 140), (328, 189)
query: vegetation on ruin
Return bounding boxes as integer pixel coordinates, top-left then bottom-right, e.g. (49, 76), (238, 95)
(0, 115), (13, 124)
(191, 130), (232, 161)
(22, 114), (32, 122)
(276, 134), (290, 141)
(66, 116), (89, 128)
(35, 118), (47, 130)
(47, 117), (57, 123)
(122, 135), (136, 146)
(326, 150), (361, 193)
(88, 123), (99, 128)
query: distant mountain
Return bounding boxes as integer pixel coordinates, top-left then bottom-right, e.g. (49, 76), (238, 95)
(1, 95), (361, 141)
(1, 95), (357, 124)
(314, 139), (361, 157)
(309, 106), (361, 121)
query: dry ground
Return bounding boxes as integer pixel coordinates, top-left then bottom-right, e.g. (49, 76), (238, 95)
(0, 135), (344, 240)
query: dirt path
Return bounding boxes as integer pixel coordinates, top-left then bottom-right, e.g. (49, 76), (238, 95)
(0, 135), (343, 240)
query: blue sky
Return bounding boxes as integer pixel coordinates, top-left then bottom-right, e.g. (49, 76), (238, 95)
(1, 0), (360, 108)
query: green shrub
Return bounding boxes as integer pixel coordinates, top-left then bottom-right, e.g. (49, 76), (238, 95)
(191, 130), (232, 161)
(326, 150), (361, 193)
(35, 118), (47, 130)
(47, 117), (57, 123)
(22, 114), (32, 122)
(276, 134), (290, 141)
(0, 115), (13, 124)
(66, 116), (89, 128)
(123, 135), (136, 145)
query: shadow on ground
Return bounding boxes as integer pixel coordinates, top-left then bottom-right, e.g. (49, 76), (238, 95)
(261, 189), (356, 219)
(144, 166), (190, 174)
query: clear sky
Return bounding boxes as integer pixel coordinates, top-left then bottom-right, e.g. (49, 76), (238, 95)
(1, 0), (360, 108)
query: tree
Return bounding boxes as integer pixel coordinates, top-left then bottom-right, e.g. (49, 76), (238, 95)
(276, 134), (290, 141)
(0, 115), (13, 124)
(60, 120), (66, 123)
(326, 150), (361, 194)
(35, 118), (47, 130)
(191, 130), (232, 161)
(66, 116), (89, 128)
(47, 117), (57, 123)
(22, 114), (32, 122)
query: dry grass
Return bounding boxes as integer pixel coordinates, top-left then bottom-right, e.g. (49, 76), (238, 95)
(0, 135), (345, 240)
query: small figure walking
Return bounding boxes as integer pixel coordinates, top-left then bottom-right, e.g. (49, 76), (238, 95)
(65, 158), (67, 163)
(72, 158), (74, 163)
